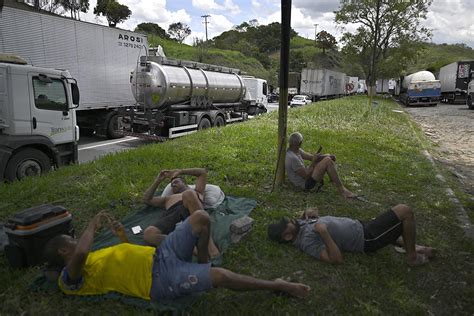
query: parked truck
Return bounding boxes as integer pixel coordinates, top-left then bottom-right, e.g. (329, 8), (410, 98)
(0, 0), (148, 139)
(345, 76), (358, 95)
(122, 56), (267, 139)
(467, 69), (474, 109)
(300, 68), (346, 101)
(439, 60), (474, 104)
(0, 54), (80, 182)
(399, 71), (441, 106)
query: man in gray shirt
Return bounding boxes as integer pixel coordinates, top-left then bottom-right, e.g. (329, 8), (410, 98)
(285, 132), (357, 199)
(267, 204), (435, 266)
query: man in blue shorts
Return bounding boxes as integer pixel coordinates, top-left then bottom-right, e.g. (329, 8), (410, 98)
(142, 167), (219, 258)
(267, 204), (435, 266)
(44, 210), (310, 301)
(285, 132), (358, 199)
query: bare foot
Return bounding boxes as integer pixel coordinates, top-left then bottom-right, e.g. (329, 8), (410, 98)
(407, 253), (430, 267)
(341, 188), (357, 199)
(416, 246), (436, 259)
(275, 278), (311, 299)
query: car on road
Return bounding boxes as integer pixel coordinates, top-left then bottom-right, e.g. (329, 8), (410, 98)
(290, 95), (312, 107)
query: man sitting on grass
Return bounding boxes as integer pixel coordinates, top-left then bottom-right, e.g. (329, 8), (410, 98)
(44, 210), (310, 301)
(285, 132), (358, 199)
(142, 168), (219, 258)
(267, 204), (435, 266)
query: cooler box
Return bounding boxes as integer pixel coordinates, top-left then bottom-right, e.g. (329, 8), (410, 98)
(4, 204), (74, 268)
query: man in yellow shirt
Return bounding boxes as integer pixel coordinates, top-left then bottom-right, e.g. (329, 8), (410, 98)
(44, 210), (310, 301)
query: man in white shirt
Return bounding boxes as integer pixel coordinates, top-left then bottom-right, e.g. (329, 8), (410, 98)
(285, 132), (357, 199)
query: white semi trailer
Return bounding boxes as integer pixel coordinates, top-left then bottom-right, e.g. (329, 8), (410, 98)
(0, 54), (80, 181)
(300, 68), (346, 101)
(439, 60), (474, 106)
(0, 1), (147, 139)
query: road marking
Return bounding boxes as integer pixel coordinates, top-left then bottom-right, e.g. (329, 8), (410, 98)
(78, 137), (138, 151)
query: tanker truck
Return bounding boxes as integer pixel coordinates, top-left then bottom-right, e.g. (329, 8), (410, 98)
(118, 56), (267, 139)
(399, 71), (441, 106)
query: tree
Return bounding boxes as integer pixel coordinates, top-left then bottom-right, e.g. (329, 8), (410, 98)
(135, 23), (169, 39)
(316, 30), (337, 54)
(54, 0), (89, 19)
(94, 0), (131, 27)
(168, 22), (191, 43)
(335, 0), (432, 96)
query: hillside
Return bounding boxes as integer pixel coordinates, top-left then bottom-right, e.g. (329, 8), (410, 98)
(147, 31), (474, 83)
(407, 43), (474, 74)
(146, 35), (272, 81)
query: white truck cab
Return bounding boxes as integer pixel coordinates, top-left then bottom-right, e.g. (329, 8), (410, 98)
(242, 76), (268, 115)
(0, 54), (80, 181)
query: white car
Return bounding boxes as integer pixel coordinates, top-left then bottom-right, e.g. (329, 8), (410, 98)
(290, 95), (312, 107)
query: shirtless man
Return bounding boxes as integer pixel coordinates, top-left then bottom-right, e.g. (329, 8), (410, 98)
(142, 168), (219, 258)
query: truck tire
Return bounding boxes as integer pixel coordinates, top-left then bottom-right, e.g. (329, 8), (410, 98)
(106, 113), (124, 139)
(5, 148), (51, 181)
(214, 116), (225, 127)
(198, 118), (211, 130)
(468, 95), (473, 109)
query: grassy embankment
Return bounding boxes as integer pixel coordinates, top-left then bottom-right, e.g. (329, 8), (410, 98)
(0, 96), (473, 315)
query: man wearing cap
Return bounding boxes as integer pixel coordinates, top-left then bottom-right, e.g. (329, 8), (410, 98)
(285, 132), (357, 199)
(267, 204), (435, 266)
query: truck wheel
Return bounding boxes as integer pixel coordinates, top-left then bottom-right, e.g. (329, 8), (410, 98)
(106, 113), (124, 139)
(468, 96), (473, 109)
(198, 118), (211, 130)
(214, 116), (225, 127)
(5, 148), (51, 181)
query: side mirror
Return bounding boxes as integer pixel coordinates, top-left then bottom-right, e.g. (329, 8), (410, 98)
(71, 83), (80, 107)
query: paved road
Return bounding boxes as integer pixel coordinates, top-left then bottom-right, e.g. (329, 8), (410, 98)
(403, 102), (474, 197)
(78, 136), (154, 164)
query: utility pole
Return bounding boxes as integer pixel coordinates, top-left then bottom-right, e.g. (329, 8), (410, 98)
(201, 15), (211, 42)
(273, 0), (292, 190)
(314, 23), (318, 41)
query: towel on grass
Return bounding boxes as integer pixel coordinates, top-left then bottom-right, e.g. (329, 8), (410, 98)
(30, 196), (256, 314)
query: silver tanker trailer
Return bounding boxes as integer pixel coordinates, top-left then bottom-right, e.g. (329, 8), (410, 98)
(120, 56), (268, 139)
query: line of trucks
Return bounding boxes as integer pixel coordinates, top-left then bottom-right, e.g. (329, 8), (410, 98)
(0, 1), (268, 181)
(286, 60), (473, 108)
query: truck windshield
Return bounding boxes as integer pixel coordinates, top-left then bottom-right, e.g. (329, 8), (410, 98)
(32, 77), (67, 111)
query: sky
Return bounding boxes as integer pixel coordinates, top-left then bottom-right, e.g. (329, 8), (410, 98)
(78, 0), (474, 49)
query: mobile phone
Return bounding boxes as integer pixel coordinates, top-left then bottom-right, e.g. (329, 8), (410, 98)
(131, 225), (143, 235)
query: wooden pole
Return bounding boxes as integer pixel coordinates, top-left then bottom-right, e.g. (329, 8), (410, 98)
(273, 0), (291, 190)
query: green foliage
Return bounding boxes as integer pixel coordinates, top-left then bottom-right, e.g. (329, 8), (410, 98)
(94, 0), (131, 27)
(406, 42), (474, 74)
(168, 22), (191, 43)
(0, 96), (473, 314)
(336, 0), (433, 85)
(53, 0), (89, 19)
(134, 22), (169, 39)
(316, 30), (337, 54)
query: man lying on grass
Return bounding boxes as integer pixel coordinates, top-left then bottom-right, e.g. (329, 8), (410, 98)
(44, 210), (310, 301)
(285, 132), (359, 200)
(267, 204), (435, 266)
(142, 168), (219, 259)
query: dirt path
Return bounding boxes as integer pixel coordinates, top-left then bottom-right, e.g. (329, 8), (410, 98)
(403, 103), (474, 202)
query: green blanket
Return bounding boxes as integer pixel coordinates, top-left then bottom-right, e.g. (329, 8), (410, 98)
(31, 196), (256, 314)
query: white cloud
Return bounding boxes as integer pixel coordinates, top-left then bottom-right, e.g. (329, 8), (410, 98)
(207, 14), (235, 36)
(251, 0), (261, 9)
(192, 0), (240, 14)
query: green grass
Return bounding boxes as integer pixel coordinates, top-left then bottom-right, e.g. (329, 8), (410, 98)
(1, 96), (473, 314)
